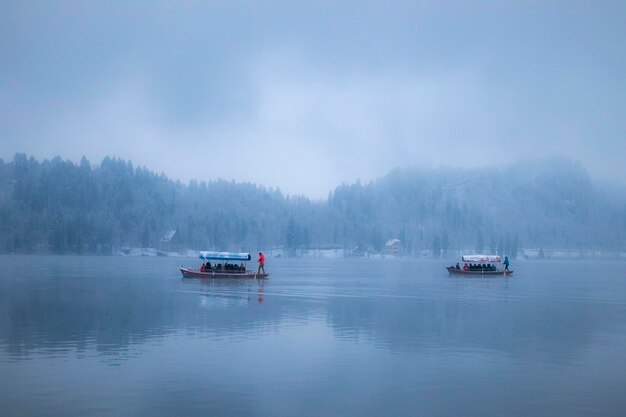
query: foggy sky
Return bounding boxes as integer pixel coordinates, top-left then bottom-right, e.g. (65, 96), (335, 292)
(1, 1), (625, 198)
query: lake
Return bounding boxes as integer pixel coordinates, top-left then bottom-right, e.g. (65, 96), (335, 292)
(1, 255), (625, 416)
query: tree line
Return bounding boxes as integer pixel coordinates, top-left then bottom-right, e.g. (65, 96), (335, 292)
(0, 154), (624, 257)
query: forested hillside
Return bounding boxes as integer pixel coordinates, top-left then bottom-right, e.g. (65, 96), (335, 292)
(1, 154), (624, 256)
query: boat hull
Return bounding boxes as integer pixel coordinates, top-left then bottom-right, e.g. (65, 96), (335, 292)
(180, 267), (268, 279)
(447, 266), (513, 276)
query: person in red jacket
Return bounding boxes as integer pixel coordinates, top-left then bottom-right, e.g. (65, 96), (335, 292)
(257, 252), (266, 275)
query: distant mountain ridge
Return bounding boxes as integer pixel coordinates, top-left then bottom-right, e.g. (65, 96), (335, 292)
(0, 154), (624, 255)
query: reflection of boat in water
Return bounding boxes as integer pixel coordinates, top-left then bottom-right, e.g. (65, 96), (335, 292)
(447, 255), (513, 276)
(181, 276), (266, 305)
(180, 251), (269, 279)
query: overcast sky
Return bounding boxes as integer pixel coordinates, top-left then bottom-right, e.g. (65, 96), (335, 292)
(1, 1), (625, 198)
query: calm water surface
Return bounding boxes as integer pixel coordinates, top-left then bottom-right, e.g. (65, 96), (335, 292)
(1, 255), (626, 416)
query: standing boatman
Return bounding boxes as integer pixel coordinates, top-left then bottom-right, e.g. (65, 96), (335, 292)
(503, 256), (510, 271)
(257, 251), (266, 275)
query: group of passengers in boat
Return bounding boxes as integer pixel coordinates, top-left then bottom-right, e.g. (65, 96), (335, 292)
(452, 262), (498, 271)
(462, 263), (497, 271)
(200, 262), (246, 273)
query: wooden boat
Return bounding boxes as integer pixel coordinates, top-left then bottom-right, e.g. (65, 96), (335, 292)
(447, 254), (513, 276)
(180, 251), (269, 279)
(179, 267), (268, 279)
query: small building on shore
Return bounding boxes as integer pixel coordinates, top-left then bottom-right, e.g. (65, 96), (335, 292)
(385, 239), (403, 257)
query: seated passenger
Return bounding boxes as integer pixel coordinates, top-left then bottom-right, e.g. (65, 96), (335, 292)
(463, 263), (469, 271)
(456, 263), (460, 270)
(200, 262), (206, 272)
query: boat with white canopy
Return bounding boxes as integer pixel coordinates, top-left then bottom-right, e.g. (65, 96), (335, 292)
(447, 254), (513, 276)
(180, 251), (269, 279)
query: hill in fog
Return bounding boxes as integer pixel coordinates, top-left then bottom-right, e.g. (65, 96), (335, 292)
(0, 154), (624, 257)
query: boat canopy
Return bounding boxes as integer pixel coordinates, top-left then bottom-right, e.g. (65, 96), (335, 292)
(461, 255), (502, 263)
(199, 251), (252, 261)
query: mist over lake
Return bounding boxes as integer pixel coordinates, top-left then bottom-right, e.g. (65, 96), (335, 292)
(2, 156), (624, 416)
(2, 1), (626, 415)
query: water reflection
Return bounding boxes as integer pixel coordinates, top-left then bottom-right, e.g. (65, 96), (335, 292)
(2, 256), (625, 363)
(179, 278), (265, 306)
(2, 256), (626, 416)
(0, 256), (279, 361)
(322, 260), (626, 364)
